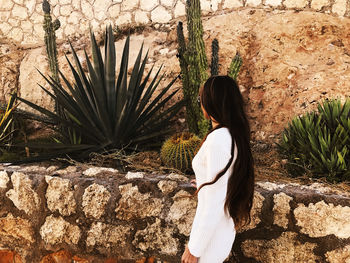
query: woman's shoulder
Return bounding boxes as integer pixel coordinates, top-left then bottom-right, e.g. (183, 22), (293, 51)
(206, 127), (232, 145)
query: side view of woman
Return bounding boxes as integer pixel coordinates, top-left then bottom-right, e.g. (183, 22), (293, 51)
(181, 75), (255, 263)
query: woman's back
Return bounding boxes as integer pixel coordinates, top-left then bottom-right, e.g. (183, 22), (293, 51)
(188, 127), (237, 263)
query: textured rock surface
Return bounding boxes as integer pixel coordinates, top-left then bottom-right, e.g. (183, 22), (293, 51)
(294, 200), (350, 238)
(0, 44), (22, 103)
(157, 180), (178, 194)
(40, 215), (81, 246)
(125, 171), (144, 179)
(45, 176), (76, 216)
(311, 0), (330, 10)
(167, 173), (188, 181)
(0, 213), (34, 245)
(0, 171), (9, 189)
(82, 167), (117, 177)
(133, 218), (179, 255)
(326, 245), (350, 263)
(273, 192), (293, 228)
(240, 191), (264, 231)
(166, 190), (196, 235)
(17, 47), (53, 112)
(86, 222), (131, 255)
(241, 232), (320, 262)
(82, 183), (111, 219)
(6, 172), (40, 215)
(115, 183), (163, 220)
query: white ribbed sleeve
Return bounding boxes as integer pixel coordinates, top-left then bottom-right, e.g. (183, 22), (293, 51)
(188, 128), (235, 259)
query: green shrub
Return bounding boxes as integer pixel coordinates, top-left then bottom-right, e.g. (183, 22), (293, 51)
(16, 26), (184, 161)
(278, 99), (350, 182)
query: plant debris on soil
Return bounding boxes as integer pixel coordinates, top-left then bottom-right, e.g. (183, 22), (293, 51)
(30, 140), (348, 193)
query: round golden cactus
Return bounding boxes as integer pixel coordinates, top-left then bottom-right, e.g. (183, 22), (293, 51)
(160, 132), (201, 173)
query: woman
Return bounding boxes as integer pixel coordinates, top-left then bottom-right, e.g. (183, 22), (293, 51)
(181, 75), (255, 263)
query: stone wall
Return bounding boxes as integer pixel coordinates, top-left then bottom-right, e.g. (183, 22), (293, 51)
(1, 0), (350, 46)
(0, 163), (349, 262)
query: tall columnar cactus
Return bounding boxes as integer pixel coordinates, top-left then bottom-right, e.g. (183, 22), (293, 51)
(177, 0), (210, 137)
(160, 132), (201, 173)
(228, 52), (243, 80)
(177, 0), (243, 137)
(42, 0), (62, 115)
(211, 38), (219, 76)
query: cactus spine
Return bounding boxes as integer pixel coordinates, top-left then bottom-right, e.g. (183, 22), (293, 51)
(177, 0), (210, 137)
(42, 0), (62, 115)
(160, 132), (201, 173)
(210, 38), (219, 76)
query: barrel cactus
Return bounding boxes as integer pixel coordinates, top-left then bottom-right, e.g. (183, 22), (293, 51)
(161, 132), (201, 173)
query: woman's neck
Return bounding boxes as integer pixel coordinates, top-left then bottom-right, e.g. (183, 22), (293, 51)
(211, 119), (220, 129)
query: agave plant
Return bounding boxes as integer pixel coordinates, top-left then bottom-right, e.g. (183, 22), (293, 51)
(0, 93), (17, 146)
(278, 99), (350, 182)
(16, 26), (184, 160)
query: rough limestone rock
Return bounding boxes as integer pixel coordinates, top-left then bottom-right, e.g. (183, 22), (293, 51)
(6, 172), (40, 215)
(151, 6), (172, 23)
(40, 215), (81, 246)
(140, 0), (159, 11)
(294, 200), (350, 238)
(19, 165), (47, 173)
(240, 191), (264, 231)
(264, 0), (282, 7)
(311, 0), (330, 10)
(167, 173), (188, 182)
(45, 176), (76, 216)
(273, 192), (293, 228)
(166, 190), (196, 236)
(82, 167), (117, 177)
(132, 218), (178, 255)
(115, 183), (163, 220)
(241, 232), (320, 262)
(284, 0), (308, 8)
(246, 0), (262, 7)
(326, 245), (350, 263)
(157, 180), (178, 194)
(257, 181), (284, 191)
(0, 171), (9, 189)
(54, 166), (78, 175)
(86, 222), (131, 254)
(0, 213), (34, 246)
(0, 44), (22, 103)
(82, 183), (111, 219)
(125, 171), (144, 179)
(18, 47), (53, 113)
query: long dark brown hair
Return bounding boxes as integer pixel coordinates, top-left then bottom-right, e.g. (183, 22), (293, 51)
(195, 75), (255, 227)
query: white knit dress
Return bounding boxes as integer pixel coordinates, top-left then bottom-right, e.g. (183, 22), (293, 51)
(188, 127), (237, 263)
